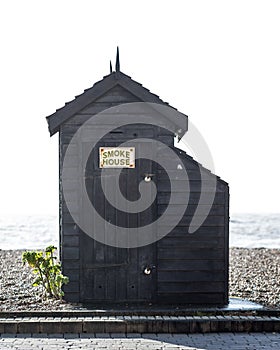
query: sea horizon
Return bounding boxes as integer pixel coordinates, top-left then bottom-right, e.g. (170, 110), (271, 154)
(0, 212), (279, 250)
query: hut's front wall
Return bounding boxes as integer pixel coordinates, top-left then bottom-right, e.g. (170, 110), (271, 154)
(59, 85), (229, 305)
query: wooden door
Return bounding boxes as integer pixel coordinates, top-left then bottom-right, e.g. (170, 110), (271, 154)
(81, 137), (157, 303)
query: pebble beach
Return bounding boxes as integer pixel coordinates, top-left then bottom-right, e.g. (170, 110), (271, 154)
(0, 248), (279, 311)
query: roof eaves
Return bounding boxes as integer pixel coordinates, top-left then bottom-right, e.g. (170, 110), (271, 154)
(46, 71), (182, 136)
(173, 147), (229, 185)
(46, 73), (119, 135)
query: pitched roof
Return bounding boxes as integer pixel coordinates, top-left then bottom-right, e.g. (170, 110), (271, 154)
(45, 68), (227, 184)
(46, 71), (178, 136)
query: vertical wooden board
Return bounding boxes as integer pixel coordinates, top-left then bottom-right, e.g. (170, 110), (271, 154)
(126, 166), (139, 300)
(105, 268), (116, 301)
(80, 143), (94, 301)
(224, 185), (230, 303)
(82, 268), (94, 300)
(103, 170), (116, 300)
(92, 175), (105, 264)
(92, 270), (106, 300)
(59, 132), (63, 262)
(116, 170), (129, 246)
(126, 249), (138, 300)
(104, 172), (117, 300)
(137, 142), (157, 301)
(80, 236), (94, 300)
(92, 173), (106, 300)
(138, 246), (155, 300)
(115, 170), (129, 301)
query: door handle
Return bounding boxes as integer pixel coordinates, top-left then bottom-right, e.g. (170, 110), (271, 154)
(143, 173), (155, 182)
(143, 265), (156, 275)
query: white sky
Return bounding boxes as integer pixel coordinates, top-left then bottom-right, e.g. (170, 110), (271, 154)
(0, 0), (279, 215)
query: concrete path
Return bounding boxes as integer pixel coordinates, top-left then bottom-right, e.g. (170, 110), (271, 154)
(0, 333), (280, 349)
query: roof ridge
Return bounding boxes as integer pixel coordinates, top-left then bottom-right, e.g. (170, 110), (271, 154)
(46, 71), (176, 135)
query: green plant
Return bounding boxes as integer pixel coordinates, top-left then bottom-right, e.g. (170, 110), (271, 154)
(22, 245), (69, 299)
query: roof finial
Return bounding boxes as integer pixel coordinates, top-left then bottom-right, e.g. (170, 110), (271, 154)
(115, 46), (120, 72)
(110, 60), (112, 74)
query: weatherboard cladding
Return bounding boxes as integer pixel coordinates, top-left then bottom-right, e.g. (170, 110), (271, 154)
(50, 69), (229, 304)
(46, 71), (173, 135)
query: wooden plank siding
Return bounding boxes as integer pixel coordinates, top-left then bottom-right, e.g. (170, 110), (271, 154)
(156, 147), (228, 304)
(59, 85), (161, 303)
(56, 79), (229, 305)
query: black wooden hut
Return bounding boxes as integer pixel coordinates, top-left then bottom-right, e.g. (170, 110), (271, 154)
(46, 51), (229, 305)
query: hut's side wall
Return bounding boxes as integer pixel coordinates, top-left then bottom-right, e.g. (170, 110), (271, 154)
(156, 149), (229, 304)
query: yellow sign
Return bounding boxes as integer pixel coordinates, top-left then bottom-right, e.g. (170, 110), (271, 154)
(99, 147), (135, 168)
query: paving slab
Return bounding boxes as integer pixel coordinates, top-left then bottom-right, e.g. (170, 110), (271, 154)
(0, 333), (280, 349)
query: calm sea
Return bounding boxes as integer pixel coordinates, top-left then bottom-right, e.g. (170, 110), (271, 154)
(0, 213), (279, 250)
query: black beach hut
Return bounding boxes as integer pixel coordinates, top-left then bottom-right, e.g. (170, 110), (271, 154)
(46, 51), (229, 305)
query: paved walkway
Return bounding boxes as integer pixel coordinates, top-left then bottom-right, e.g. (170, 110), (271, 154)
(0, 333), (280, 349)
